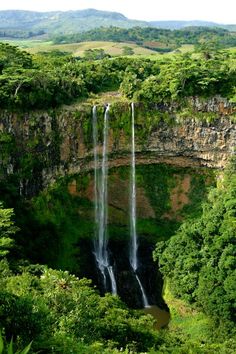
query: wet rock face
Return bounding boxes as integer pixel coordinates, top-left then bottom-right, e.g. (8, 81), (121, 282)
(0, 98), (235, 196)
(190, 96), (234, 115)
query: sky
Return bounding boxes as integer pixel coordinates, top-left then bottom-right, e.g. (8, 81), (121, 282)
(0, 0), (235, 24)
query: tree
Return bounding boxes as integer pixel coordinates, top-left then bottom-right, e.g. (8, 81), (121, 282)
(0, 202), (18, 257)
(122, 46), (134, 56)
(84, 49), (109, 60)
(194, 39), (222, 60)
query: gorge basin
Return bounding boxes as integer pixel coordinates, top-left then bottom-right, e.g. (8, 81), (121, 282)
(144, 305), (170, 330)
(1, 100), (233, 311)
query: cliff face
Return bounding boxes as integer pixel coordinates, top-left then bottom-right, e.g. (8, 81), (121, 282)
(0, 97), (235, 196)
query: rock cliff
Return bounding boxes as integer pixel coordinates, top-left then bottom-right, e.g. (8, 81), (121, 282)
(0, 97), (235, 196)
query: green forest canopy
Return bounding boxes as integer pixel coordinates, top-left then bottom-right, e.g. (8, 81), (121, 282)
(0, 42), (236, 109)
(154, 158), (236, 334)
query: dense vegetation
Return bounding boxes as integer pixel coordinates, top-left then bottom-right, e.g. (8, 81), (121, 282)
(1, 201), (158, 353)
(0, 266), (159, 352)
(155, 158), (236, 338)
(53, 26), (236, 52)
(120, 51), (236, 102)
(0, 42), (236, 110)
(0, 29), (45, 39)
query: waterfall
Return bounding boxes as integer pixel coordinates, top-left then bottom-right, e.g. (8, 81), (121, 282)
(108, 266), (117, 295)
(93, 105), (99, 228)
(130, 102), (138, 272)
(93, 104), (117, 295)
(129, 102), (150, 308)
(135, 274), (149, 308)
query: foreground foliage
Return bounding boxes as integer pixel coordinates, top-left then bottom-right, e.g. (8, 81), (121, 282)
(0, 201), (161, 353)
(0, 259), (162, 353)
(0, 331), (31, 354)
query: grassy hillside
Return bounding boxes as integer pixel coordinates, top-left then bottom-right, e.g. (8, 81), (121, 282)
(0, 39), (159, 57)
(71, 41), (158, 57)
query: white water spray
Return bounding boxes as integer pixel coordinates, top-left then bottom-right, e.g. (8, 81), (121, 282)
(93, 105), (117, 295)
(135, 274), (149, 308)
(129, 102), (150, 307)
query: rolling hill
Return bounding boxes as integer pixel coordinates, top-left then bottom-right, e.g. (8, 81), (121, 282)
(0, 9), (148, 38)
(22, 40), (158, 57)
(0, 9), (235, 39)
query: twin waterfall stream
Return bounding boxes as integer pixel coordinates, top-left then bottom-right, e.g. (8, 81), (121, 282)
(93, 104), (117, 295)
(93, 103), (150, 308)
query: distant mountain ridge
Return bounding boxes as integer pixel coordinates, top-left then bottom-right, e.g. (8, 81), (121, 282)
(150, 20), (222, 29)
(0, 9), (147, 36)
(150, 20), (236, 31)
(0, 9), (235, 38)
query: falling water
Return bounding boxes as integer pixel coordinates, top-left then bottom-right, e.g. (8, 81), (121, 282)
(93, 104), (117, 295)
(130, 102), (138, 272)
(108, 266), (117, 295)
(135, 275), (149, 308)
(129, 102), (150, 307)
(93, 106), (99, 227)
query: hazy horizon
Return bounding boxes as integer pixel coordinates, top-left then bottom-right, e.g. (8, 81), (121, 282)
(0, 0), (235, 24)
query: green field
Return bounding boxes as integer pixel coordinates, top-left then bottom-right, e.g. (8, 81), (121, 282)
(73, 41), (159, 56)
(1, 39), (160, 57)
(2, 38), (236, 58)
(0, 39), (197, 59)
